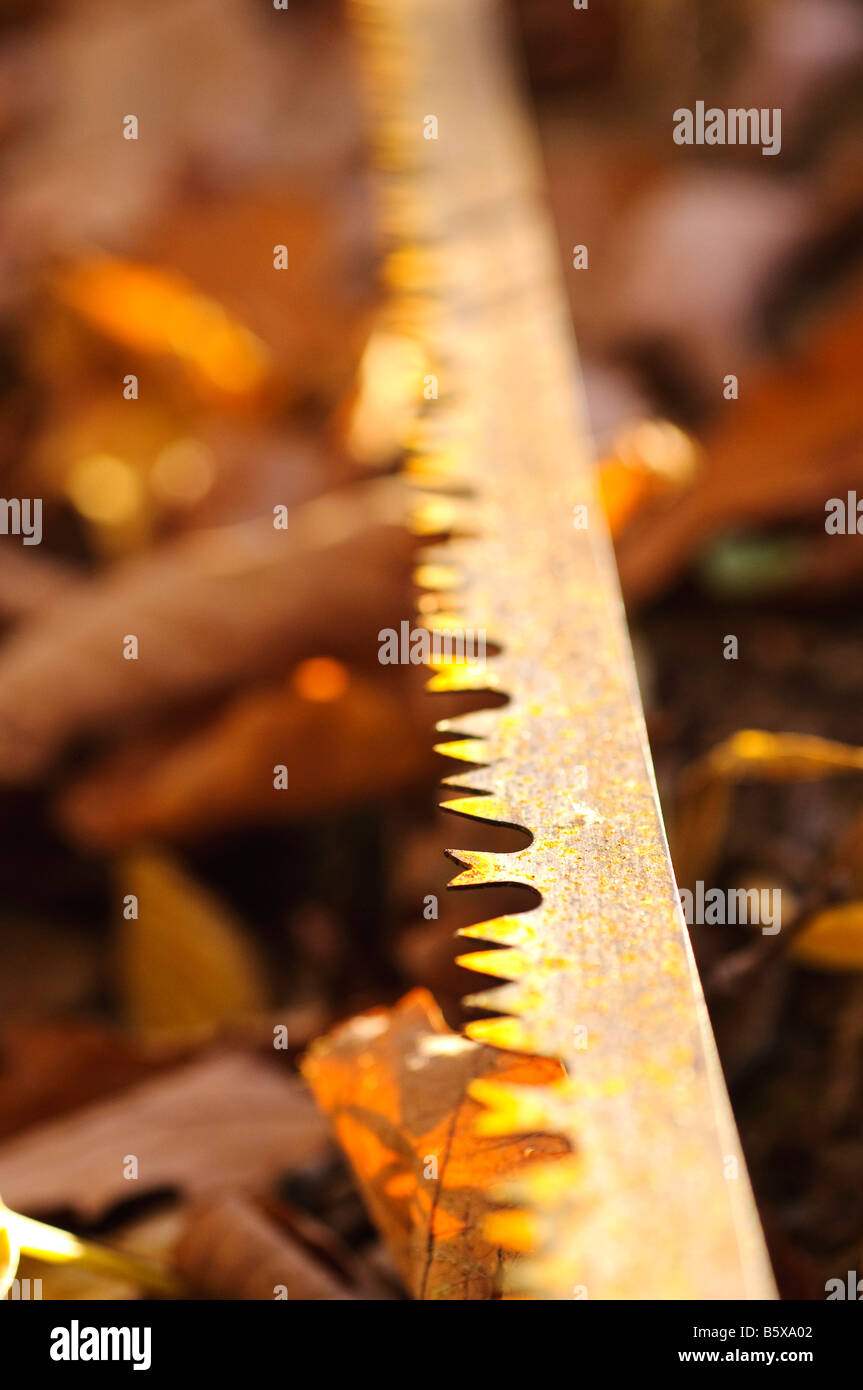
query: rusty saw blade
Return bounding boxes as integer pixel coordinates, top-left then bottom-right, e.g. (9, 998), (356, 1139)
(350, 0), (776, 1300)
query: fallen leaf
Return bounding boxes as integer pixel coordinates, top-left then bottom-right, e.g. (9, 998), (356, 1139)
(301, 989), (568, 1300)
(117, 850), (268, 1036)
(0, 547), (78, 625)
(174, 1195), (360, 1301)
(0, 1052), (331, 1221)
(0, 481), (413, 780)
(673, 730), (863, 886)
(793, 902), (863, 972)
(54, 257), (272, 409)
(147, 186), (376, 413)
(59, 668), (434, 848)
(0, 1023), (191, 1141)
(618, 280), (863, 604)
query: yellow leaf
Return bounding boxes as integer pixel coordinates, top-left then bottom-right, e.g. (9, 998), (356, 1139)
(673, 731), (863, 886)
(0, 1204), (21, 1301)
(117, 849), (267, 1038)
(793, 902), (863, 972)
(54, 257), (270, 404)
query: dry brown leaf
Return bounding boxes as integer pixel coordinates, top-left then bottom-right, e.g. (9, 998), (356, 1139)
(0, 482), (412, 781)
(146, 186), (376, 412)
(673, 730), (863, 887)
(617, 280), (863, 604)
(174, 1195), (359, 1301)
(0, 547), (78, 624)
(59, 668), (434, 848)
(0, 1051), (330, 1221)
(301, 989), (568, 1301)
(2, 0), (363, 287)
(0, 1023), (191, 1142)
(117, 850), (268, 1036)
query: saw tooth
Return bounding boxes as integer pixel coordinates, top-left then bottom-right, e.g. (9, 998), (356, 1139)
(467, 1078), (569, 1136)
(433, 737), (489, 764)
(426, 665), (498, 694)
(416, 542), (462, 569)
(405, 445), (471, 490)
(420, 608), (473, 633)
(456, 946), (529, 981)
(482, 1209), (541, 1255)
(408, 491), (480, 537)
(435, 709), (506, 740)
(495, 1156), (586, 1208)
(413, 561), (460, 592)
(444, 848), (533, 890)
(439, 770), (492, 794)
(482, 1156), (589, 1284)
(458, 914), (538, 947)
(439, 794), (522, 829)
(463, 1015), (532, 1052)
(464, 979), (544, 1016)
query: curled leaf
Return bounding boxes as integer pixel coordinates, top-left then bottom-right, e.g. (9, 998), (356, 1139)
(301, 989), (568, 1300)
(117, 850), (268, 1036)
(174, 1196), (360, 1301)
(0, 1053), (330, 1222)
(793, 902), (863, 973)
(59, 668), (434, 849)
(674, 731), (863, 886)
(0, 481), (411, 781)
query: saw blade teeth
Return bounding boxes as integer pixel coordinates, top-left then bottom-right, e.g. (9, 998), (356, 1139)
(425, 665), (498, 694)
(439, 794), (522, 829)
(413, 561), (460, 592)
(465, 979), (546, 1018)
(463, 1014), (532, 1052)
(456, 946), (529, 980)
(458, 914), (538, 947)
(352, 0), (775, 1305)
(494, 1156), (586, 1208)
(416, 543), (459, 569)
(482, 1208), (542, 1255)
(420, 609), (471, 633)
(405, 448), (472, 490)
(435, 708), (507, 740)
(408, 492), (480, 536)
(433, 737), (489, 765)
(444, 848), (533, 889)
(467, 1078), (566, 1136)
(439, 770), (492, 794)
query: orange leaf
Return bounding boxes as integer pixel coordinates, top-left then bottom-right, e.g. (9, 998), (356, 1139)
(301, 989), (568, 1300)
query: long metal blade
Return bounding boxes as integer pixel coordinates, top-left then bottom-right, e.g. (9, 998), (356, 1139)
(351, 0), (776, 1300)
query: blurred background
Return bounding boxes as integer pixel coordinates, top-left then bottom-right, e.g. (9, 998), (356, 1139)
(0, 0), (862, 1299)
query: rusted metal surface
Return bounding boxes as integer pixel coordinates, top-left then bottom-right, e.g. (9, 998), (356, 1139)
(351, 0), (776, 1299)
